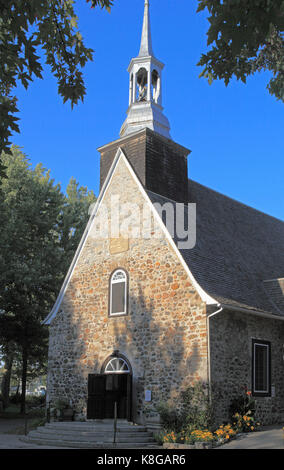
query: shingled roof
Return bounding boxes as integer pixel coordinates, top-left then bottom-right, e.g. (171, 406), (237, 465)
(147, 180), (284, 317)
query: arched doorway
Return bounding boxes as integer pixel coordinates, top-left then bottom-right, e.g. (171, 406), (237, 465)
(87, 354), (132, 420)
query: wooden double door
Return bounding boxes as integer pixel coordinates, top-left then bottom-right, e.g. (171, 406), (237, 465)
(87, 373), (132, 420)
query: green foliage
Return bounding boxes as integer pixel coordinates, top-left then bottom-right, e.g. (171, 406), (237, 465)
(180, 382), (213, 433)
(229, 389), (256, 418)
(153, 431), (165, 446)
(0, 0), (114, 158)
(0, 145), (96, 411)
(53, 398), (70, 410)
(197, 0), (284, 102)
(156, 402), (184, 433)
(231, 412), (260, 433)
(157, 382), (213, 434)
(60, 176), (96, 274)
(25, 395), (46, 407)
(9, 394), (22, 405)
(229, 387), (260, 433)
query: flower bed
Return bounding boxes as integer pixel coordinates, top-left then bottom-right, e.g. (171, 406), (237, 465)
(158, 384), (262, 449)
(161, 415), (261, 449)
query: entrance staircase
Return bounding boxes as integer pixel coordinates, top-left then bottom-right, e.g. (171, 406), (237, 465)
(21, 420), (159, 448)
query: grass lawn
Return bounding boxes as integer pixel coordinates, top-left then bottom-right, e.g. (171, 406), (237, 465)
(0, 403), (24, 419)
(0, 403), (46, 434)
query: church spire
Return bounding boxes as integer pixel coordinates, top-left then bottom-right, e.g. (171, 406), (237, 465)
(120, 0), (171, 140)
(138, 0), (154, 58)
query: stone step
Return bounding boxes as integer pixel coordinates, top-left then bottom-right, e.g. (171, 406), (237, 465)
(44, 422), (148, 433)
(34, 428), (153, 439)
(28, 429), (154, 443)
(21, 435), (158, 449)
(22, 421), (158, 448)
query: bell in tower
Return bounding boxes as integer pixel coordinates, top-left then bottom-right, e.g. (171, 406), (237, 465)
(120, 0), (171, 139)
(99, 0), (190, 204)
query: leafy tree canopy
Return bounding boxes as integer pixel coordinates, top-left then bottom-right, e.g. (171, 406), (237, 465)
(0, 0), (114, 157)
(0, 145), (96, 411)
(1, 0), (282, 174)
(197, 0), (284, 102)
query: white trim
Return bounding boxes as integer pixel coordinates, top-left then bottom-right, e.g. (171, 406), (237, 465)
(43, 147), (127, 325)
(206, 306), (224, 403)
(43, 148), (217, 324)
(253, 341), (270, 394)
(104, 357), (130, 374)
(109, 269), (127, 316)
(120, 155), (217, 305)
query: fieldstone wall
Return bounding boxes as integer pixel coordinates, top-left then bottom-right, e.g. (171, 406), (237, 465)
(46, 155), (208, 425)
(209, 310), (284, 426)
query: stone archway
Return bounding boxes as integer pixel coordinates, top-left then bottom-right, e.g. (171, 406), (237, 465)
(87, 353), (132, 420)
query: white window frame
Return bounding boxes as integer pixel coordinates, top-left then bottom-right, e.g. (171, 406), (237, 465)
(252, 340), (271, 396)
(104, 357), (130, 374)
(109, 269), (127, 317)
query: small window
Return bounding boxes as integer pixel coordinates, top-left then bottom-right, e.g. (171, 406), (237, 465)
(104, 357), (130, 374)
(109, 269), (128, 316)
(252, 339), (271, 397)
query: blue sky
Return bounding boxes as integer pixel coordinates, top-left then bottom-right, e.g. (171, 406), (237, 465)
(12, 0), (284, 220)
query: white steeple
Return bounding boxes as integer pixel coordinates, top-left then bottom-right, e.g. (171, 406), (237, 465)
(120, 0), (171, 139)
(138, 0), (154, 58)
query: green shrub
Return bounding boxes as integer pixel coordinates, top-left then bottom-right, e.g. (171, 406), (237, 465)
(53, 398), (70, 410)
(229, 388), (256, 419)
(156, 402), (184, 433)
(181, 382), (213, 433)
(153, 431), (165, 445)
(9, 394), (21, 405)
(157, 381), (213, 434)
(25, 395), (45, 407)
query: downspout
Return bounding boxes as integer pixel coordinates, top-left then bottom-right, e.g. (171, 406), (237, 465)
(206, 305), (223, 404)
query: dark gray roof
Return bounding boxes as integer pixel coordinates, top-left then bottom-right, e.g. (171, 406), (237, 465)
(263, 278), (284, 314)
(147, 180), (284, 316)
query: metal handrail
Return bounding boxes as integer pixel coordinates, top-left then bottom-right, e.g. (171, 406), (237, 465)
(24, 402), (46, 435)
(113, 401), (117, 445)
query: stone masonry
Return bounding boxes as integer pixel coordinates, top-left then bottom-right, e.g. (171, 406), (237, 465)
(46, 155), (208, 425)
(46, 153), (284, 427)
(209, 310), (284, 426)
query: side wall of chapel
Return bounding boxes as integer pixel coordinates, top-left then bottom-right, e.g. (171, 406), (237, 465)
(210, 310), (284, 426)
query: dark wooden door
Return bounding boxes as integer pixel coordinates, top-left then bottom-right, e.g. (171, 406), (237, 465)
(87, 374), (132, 420)
(87, 374), (105, 419)
(105, 374), (129, 419)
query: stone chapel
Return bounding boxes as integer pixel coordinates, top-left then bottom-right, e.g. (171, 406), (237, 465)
(44, 1), (284, 428)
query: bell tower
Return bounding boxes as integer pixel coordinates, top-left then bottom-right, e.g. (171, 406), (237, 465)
(98, 0), (190, 203)
(120, 0), (171, 139)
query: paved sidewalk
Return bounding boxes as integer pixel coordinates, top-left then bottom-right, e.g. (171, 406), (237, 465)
(0, 419), (26, 434)
(218, 425), (284, 449)
(0, 419), (69, 449)
(0, 433), (70, 449)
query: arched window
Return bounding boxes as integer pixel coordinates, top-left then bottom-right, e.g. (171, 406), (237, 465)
(136, 67), (148, 102)
(152, 69), (160, 103)
(109, 269), (128, 316)
(104, 357), (130, 374)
